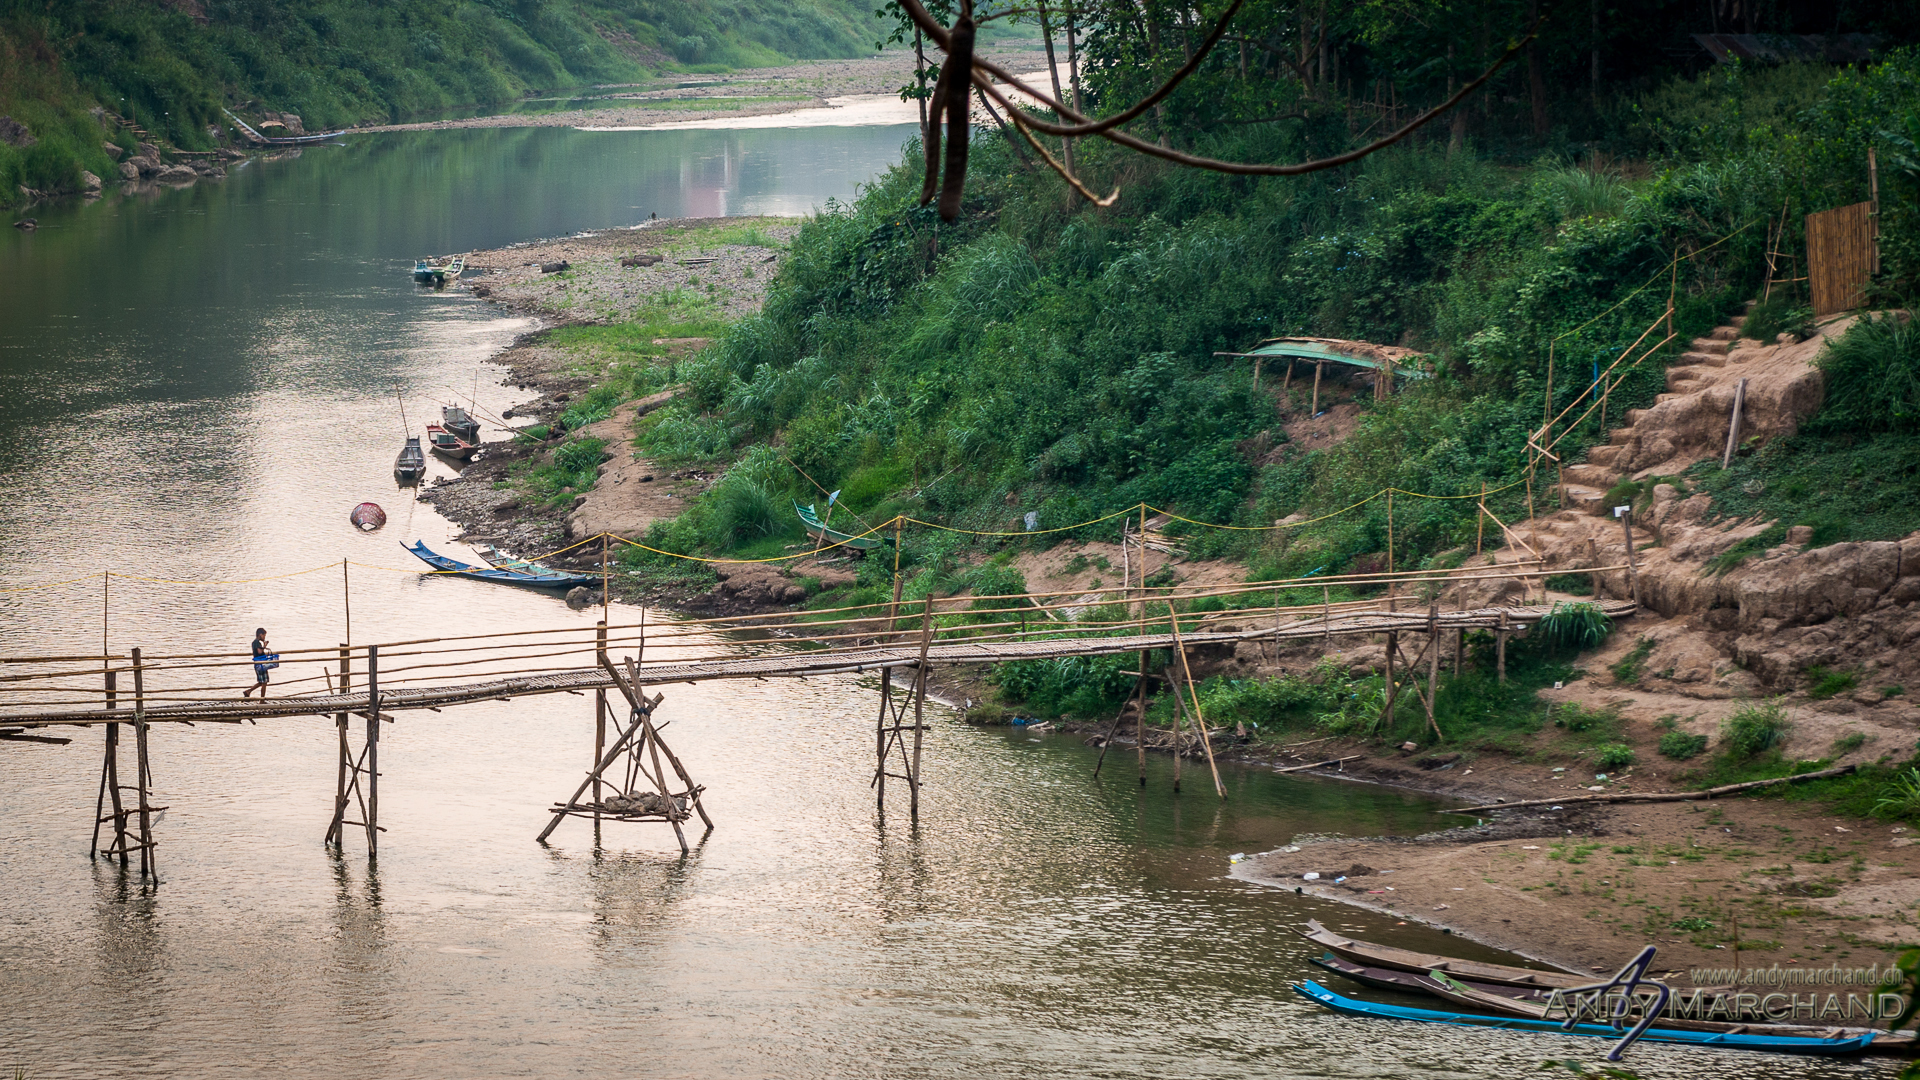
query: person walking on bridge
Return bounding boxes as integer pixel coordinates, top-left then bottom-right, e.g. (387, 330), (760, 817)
(243, 627), (273, 699)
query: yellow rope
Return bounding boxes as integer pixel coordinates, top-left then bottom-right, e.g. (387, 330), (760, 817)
(1550, 219), (1758, 345)
(0, 571), (108, 594)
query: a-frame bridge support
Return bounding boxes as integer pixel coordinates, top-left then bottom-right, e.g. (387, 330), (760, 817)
(872, 606), (933, 823)
(538, 625), (711, 852)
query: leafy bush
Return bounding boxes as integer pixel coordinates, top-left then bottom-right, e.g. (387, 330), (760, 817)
(1740, 295), (1815, 343)
(1806, 665), (1860, 700)
(1594, 743), (1636, 770)
(1807, 313), (1920, 434)
(1553, 702), (1622, 738)
(995, 654), (1139, 720)
(1721, 700), (1792, 758)
(1659, 731), (1708, 760)
(1872, 767), (1920, 821)
(1610, 638), (1654, 684)
(1534, 602), (1613, 653)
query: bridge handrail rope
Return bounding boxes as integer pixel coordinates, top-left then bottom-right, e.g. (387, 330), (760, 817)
(1547, 219), (1757, 346)
(0, 557), (1608, 678)
(0, 563), (1632, 707)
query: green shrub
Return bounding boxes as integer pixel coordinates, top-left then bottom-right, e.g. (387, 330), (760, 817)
(1594, 743), (1636, 770)
(995, 654), (1139, 719)
(707, 479), (784, 547)
(1553, 702), (1621, 736)
(1740, 295), (1815, 343)
(1721, 700), (1792, 758)
(1659, 731), (1708, 760)
(1806, 312), (1920, 435)
(1805, 665), (1859, 700)
(1611, 637), (1654, 684)
(1535, 602), (1613, 652)
(1872, 767), (1920, 821)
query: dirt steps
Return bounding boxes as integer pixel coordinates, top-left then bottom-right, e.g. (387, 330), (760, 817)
(1553, 307), (1756, 516)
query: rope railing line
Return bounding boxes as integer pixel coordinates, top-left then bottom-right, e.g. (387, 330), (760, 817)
(1, 559), (1613, 670)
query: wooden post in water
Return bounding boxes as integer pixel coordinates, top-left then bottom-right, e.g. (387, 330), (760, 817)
(594, 621), (608, 841)
(131, 648), (154, 876)
(909, 603), (934, 822)
(365, 644), (379, 857)
(91, 668), (121, 860)
(874, 666), (893, 812)
(326, 645), (352, 848)
(1162, 666), (1185, 793)
(1169, 606), (1226, 800)
(1137, 504), (1148, 787)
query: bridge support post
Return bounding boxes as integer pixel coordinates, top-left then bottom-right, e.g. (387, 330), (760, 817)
(540, 656), (709, 851)
(325, 644), (381, 855)
(873, 605), (934, 822)
(94, 649), (162, 874)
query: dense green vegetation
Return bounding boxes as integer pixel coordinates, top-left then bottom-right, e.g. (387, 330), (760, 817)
(629, 52), (1918, 588)
(0, 0), (887, 203)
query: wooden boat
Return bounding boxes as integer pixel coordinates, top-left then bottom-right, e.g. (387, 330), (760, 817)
(1296, 920), (1587, 990)
(1308, 953), (1554, 1003)
(412, 256), (464, 287)
(349, 502), (387, 531)
(402, 541), (598, 589)
(1291, 980), (1878, 1056)
(442, 405), (481, 443)
(795, 502), (892, 555)
(394, 437), (426, 483)
(1411, 970), (1915, 1054)
(426, 422), (478, 461)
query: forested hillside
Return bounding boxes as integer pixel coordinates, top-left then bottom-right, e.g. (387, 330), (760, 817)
(0, 0), (884, 199)
(614, 2), (1920, 612)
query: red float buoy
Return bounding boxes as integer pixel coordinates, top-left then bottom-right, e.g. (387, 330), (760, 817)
(350, 502), (387, 531)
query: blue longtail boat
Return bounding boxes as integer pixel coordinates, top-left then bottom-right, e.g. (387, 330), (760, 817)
(1291, 980), (1877, 1056)
(402, 541), (599, 589)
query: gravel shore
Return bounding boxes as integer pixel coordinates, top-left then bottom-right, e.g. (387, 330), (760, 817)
(360, 44), (1047, 133)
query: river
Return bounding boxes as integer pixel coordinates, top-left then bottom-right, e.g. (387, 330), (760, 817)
(0, 125), (1891, 1078)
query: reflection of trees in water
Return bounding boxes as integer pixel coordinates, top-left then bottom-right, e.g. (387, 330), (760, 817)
(583, 843), (705, 952)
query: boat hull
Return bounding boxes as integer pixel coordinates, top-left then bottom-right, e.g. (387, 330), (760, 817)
(1292, 980), (1875, 1056)
(401, 540), (598, 589)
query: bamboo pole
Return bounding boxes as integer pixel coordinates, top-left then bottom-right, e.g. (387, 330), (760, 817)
(90, 668), (117, 857)
(594, 621), (607, 837)
(1311, 360), (1323, 414)
(1495, 611), (1508, 682)
(1382, 631), (1397, 727)
(1424, 602), (1443, 739)
(630, 658), (688, 854)
(1168, 607), (1226, 800)
(875, 666), (893, 809)
(1476, 481), (1486, 556)
(1620, 507), (1640, 607)
(132, 647), (153, 875)
(326, 644), (351, 847)
(1456, 764), (1858, 814)
(1721, 378), (1747, 469)
(1386, 492), (1395, 611)
(909, 604), (934, 821)
(1163, 665), (1185, 792)
(1137, 503), (1148, 787)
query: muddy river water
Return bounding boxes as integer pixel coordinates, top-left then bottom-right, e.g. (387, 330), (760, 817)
(0, 124), (1892, 1078)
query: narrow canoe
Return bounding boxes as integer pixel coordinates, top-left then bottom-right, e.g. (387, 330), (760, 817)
(402, 540), (599, 589)
(1292, 980), (1877, 1056)
(795, 501), (891, 553)
(1308, 954), (1554, 1003)
(394, 437), (427, 483)
(1413, 970), (1914, 1055)
(1295, 920), (1587, 990)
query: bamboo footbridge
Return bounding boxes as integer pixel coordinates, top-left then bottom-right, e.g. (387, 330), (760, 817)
(3, 557), (1634, 877)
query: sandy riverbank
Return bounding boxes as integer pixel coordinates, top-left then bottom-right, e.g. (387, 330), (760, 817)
(360, 44), (1047, 133)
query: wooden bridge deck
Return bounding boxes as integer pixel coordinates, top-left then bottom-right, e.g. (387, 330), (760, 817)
(1, 602), (1630, 730)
